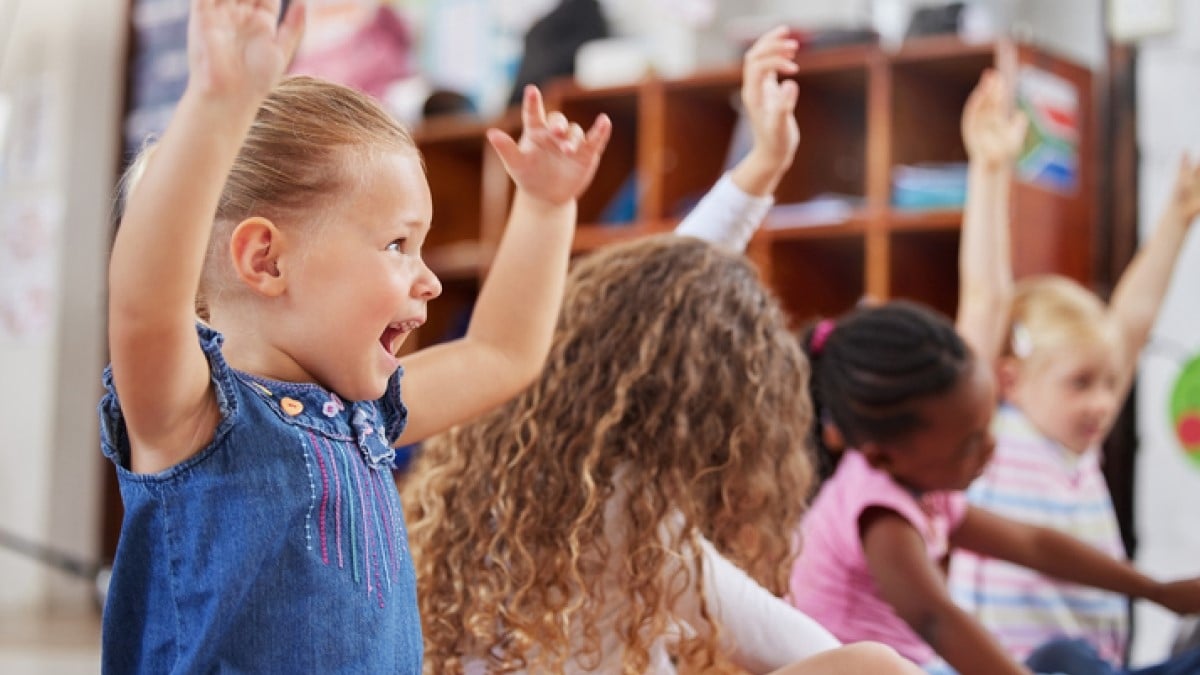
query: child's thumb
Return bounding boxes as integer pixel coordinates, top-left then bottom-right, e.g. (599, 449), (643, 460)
(486, 129), (522, 172)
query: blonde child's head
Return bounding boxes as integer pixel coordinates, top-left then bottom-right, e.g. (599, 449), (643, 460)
(120, 76), (441, 401)
(123, 76), (420, 316)
(1001, 276), (1122, 453)
(405, 235), (815, 674)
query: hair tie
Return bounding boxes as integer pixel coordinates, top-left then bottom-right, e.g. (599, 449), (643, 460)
(810, 319), (836, 355)
(1011, 322), (1034, 359)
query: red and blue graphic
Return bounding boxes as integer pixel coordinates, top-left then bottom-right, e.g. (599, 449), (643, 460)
(1016, 66), (1080, 195)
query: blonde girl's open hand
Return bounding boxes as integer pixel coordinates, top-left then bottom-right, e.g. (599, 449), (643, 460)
(742, 25), (801, 173)
(486, 85), (612, 206)
(187, 0), (307, 102)
(962, 69), (1028, 170)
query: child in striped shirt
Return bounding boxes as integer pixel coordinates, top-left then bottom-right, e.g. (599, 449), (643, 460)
(946, 61), (1200, 667)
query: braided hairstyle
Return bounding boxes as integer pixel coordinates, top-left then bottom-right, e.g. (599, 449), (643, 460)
(800, 301), (972, 484)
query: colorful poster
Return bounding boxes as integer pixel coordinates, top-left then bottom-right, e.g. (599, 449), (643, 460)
(1016, 65), (1080, 195)
(1170, 354), (1200, 471)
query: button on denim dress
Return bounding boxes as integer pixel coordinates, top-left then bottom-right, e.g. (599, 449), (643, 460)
(99, 324), (422, 673)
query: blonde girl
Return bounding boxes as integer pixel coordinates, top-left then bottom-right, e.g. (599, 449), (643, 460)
(948, 59), (1200, 666)
(101, 0), (609, 671)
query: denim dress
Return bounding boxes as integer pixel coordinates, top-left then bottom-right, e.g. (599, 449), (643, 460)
(99, 324), (422, 673)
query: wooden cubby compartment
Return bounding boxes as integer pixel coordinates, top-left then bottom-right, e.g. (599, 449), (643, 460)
(765, 233), (867, 325)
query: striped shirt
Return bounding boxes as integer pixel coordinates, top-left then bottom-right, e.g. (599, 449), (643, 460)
(948, 404), (1128, 663)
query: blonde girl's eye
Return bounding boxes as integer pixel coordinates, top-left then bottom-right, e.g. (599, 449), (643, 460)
(386, 238), (407, 253)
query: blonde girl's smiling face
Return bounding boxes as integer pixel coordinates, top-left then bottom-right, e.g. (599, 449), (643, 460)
(280, 149), (441, 401)
(1005, 339), (1120, 454)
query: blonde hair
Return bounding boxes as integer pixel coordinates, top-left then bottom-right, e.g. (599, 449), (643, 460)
(1006, 275), (1119, 364)
(405, 235), (816, 674)
(117, 76), (418, 318)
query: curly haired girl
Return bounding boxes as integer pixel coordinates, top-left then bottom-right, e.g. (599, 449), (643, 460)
(408, 234), (925, 675)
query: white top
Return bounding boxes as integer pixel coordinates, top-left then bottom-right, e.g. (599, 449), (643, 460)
(675, 172), (774, 253)
(464, 468), (839, 674)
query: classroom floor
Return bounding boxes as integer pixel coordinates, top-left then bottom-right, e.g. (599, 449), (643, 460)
(0, 610), (101, 674)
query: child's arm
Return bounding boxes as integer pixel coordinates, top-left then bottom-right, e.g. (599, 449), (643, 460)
(952, 505), (1200, 615)
(107, 0), (305, 474)
(862, 508), (1032, 675)
(1107, 156), (1200, 402)
(956, 66), (1027, 366)
(676, 25), (800, 251)
(394, 86), (610, 445)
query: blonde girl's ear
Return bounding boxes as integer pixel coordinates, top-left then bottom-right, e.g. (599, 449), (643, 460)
(229, 216), (288, 298)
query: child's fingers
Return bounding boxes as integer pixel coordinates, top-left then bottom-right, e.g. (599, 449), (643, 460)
(521, 85), (548, 132)
(748, 25), (791, 58)
(560, 122), (585, 153)
(1005, 112), (1029, 147)
(547, 111), (569, 137)
(778, 78), (799, 112)
(581, 114), (613, 155)
(275, 0), (306, 61)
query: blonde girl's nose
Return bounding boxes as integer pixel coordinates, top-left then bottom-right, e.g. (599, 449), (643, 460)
(415, 262), (442, 301)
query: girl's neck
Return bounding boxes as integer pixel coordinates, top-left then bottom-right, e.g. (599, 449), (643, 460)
(208, 311), (316, 386)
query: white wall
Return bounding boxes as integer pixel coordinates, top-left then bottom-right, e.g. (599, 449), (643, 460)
(1132, 0), (1200, 664)
(0, 0), (126, 613)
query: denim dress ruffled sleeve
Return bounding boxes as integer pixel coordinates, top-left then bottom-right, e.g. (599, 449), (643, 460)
(99, 323), (422, 674)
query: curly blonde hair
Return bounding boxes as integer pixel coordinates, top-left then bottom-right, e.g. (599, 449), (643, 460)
(405, 234), (815, 674)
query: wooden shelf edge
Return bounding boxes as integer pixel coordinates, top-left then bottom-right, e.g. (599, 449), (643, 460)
(889, 36), (996, 63)
(572, 221), (677, 253)
(886, 208), (963, 233)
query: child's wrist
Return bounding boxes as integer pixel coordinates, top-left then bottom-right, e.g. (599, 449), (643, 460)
(513, 189), (577, 220)
(178, 86), (262, 130)
(967, 157), (1014, 178)
(735, 148), (793, 197)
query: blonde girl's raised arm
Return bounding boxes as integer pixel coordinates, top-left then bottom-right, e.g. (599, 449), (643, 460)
(956, 63), (1025, 366)
(1107, 155), (1200, 401)
(107, 0), (305, 473)
(394, 86), (610, 445)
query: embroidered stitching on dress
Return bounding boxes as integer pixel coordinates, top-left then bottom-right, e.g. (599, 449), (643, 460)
(307, 430), (331, 565)
(298, 429), (316, 553)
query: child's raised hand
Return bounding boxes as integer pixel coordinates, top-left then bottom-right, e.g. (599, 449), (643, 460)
(1165, 154), (1200, 227)
(486, 86), (612, 207)
(741, 26), (801, 172)
(1152, 577), (1200, 615)
(962, 69), (1028, 169)
(186, 0), (307, 102)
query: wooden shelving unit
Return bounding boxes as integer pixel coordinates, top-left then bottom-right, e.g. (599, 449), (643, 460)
(408, 36), (1094, 344)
